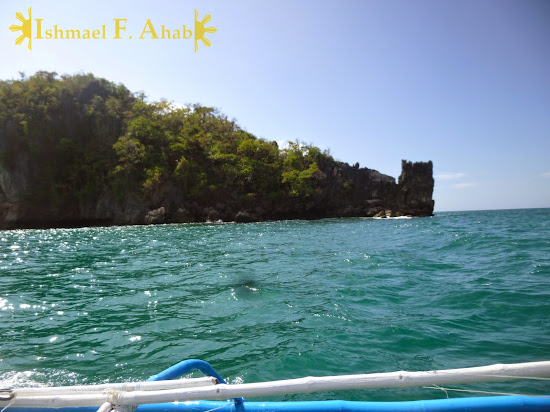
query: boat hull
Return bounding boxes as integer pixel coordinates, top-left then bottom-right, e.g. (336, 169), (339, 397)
(6, 396), (550, 412)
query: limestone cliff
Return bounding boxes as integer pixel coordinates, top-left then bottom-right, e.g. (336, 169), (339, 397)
(0, 73), (435, 229)
(396, 160), (435, 216)
(0, 159), (434, 229)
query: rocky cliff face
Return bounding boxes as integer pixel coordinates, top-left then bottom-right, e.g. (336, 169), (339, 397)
(0, 159), (434, 229)
(396, 160), (435, 216)
(296, 159), (434, 219)
(0, 156), (31, 225)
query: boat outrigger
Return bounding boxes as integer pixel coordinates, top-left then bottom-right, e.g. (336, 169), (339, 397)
(2, 359), (550, 412)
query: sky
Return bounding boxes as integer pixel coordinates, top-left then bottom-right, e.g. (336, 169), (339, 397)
(1, 0), (549, 212)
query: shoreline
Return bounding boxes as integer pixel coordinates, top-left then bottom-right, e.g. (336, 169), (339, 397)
(0, 211), (432, 231)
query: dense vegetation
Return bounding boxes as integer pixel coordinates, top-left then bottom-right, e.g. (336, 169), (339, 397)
(0, 72), (337, 215)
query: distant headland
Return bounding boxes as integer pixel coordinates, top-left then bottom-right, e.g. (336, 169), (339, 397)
(0, 72), (434, 229)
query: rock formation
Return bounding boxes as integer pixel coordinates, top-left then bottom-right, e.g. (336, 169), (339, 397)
(0, 73), (435, 229)
(0, 159), (434, 229)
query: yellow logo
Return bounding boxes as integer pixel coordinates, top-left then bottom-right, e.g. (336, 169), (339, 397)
(194, 9), (217, 53)
(8, 7), (217, 53)
(9, 7), (32, 50)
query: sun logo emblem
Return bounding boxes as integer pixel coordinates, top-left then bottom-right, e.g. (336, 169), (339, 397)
(194, 9), (217, 53)
(9, 7), (32, 50)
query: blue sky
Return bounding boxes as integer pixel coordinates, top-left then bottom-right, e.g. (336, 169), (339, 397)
(1, 0), (549, 211)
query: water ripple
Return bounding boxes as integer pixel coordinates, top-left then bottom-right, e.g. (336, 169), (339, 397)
(1, 209), (549, 400)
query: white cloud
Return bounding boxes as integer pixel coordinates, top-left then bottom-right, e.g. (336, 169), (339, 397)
(541, 172), (550, 178)
(452, 182), (478, 189)
(435, 172), (465, 180)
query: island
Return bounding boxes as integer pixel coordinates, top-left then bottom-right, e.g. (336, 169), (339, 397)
(0, 72), (434, 229)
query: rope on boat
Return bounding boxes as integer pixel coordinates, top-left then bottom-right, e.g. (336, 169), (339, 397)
(202, 404), (232, 412)
(100, 391), (137, 412)
(461, 373), (550, 381)
(424, 385), (550, 399)
(95, 397), (138, 412)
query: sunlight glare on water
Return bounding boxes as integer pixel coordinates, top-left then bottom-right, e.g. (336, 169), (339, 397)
(1, 209), (549, 400)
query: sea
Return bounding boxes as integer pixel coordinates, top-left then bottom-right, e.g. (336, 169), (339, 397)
(1, 208), (549, 402)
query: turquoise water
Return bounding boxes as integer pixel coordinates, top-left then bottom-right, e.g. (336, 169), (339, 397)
(1, 209), (549, 401)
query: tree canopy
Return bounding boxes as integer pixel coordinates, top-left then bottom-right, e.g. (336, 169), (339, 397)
(0, 72), (335, 211)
